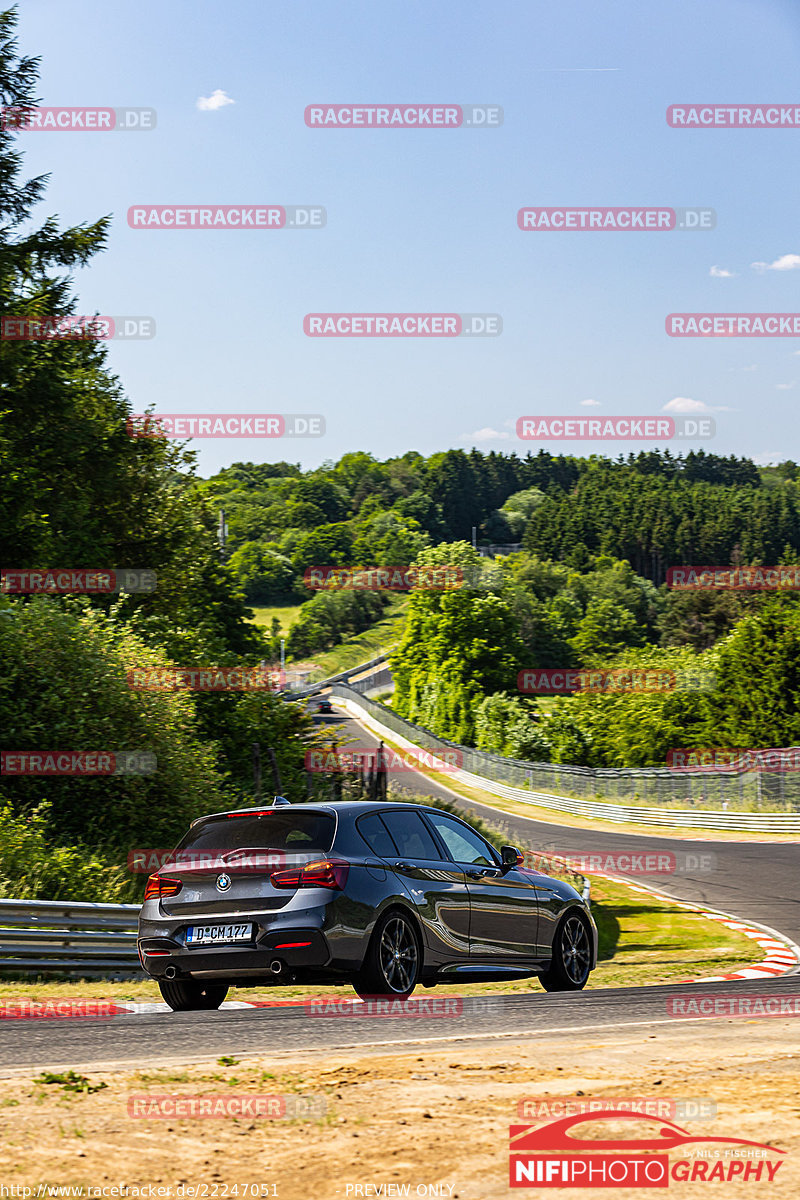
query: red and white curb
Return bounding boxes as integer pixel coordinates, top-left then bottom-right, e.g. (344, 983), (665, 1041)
(576, 867), (800, 983)
(0, 996), (358, 1019)
(115, 998), (331, 1015)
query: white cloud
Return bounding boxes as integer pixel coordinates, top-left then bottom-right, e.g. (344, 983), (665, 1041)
(662, 396), (734, 413)
(197, 89), (235, 112)
(751, 253), (800, 273)
(465, 427), (510, 442)
(662, 397), (708, 413)
(709, 265), (735, 278)
(580, 398), (601, 407)
(752, 451), (787, 465)
(741, 364), (758, 371)
(777, 382), (795, 390)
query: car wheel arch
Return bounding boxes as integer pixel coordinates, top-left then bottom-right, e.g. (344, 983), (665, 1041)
(363, 900), (425, 962)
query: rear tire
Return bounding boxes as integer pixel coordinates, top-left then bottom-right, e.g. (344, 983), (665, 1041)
(353, 909), (421, 999)
(158, 979), (229, 1011)
(539, 912), (592, 992)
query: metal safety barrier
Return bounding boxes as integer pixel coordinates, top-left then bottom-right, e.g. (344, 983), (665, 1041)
(334, 687), (800, 833)
(0, 898), (142, 977)
(284, 653), (389, 699)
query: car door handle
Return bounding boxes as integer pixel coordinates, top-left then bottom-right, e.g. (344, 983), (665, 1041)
(395, 861), (415, 871)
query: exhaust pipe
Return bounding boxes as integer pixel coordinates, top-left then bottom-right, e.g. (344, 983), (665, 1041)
(164, 965), (177, 980)
(270, 959), (284, 975)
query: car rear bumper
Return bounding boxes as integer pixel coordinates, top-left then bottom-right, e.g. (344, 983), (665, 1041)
(138, 917), (332, 982)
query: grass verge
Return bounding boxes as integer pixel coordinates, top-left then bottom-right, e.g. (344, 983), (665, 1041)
(249, 604), (303, 636)
(0, 870), (764, 1002)
(295, 596), (408, 678)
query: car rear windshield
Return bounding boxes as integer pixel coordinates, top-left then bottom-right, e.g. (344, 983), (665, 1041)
(174, 810), (336, 855)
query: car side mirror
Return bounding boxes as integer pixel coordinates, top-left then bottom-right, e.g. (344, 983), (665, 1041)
(501, 845), (524, 869)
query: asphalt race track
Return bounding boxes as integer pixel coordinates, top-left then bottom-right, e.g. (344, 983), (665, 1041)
(3, 977), (800, 1074)
(2, 706), (798, 1072)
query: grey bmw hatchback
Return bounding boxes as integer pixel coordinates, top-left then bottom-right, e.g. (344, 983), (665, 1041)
(138, 799), (598, 1011)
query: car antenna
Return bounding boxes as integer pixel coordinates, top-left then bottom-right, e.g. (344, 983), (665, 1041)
(272, 795), (291, 806)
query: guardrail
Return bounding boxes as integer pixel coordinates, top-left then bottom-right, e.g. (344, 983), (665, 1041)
(0, 898), (142, 977)
(334, 687), (800, 833)
(284, 653), (389, 700)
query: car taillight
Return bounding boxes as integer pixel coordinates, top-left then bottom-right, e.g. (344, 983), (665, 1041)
(270, 859), (349, 890)
(144, 874), (183, 902)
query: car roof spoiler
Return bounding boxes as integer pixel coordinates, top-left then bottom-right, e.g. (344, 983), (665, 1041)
(189, 795), (292, 827)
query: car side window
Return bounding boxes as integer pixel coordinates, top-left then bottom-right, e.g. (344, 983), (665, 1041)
(379, 809), (442, 860)
(425, 812), (495, 866)
(356, 812), (397, 857)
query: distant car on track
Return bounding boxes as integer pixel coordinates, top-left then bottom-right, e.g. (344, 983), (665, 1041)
(316, 699), (334, 714)
(138, 799), (598, 1011)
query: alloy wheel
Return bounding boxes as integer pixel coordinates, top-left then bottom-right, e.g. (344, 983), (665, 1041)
(378, 915), (419, 993)
(560, 915), (591, 986)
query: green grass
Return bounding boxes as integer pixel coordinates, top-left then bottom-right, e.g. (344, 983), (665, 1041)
(249, 603), (303, 636)
(0, 876), (760, 1001)
(34, 1071), (107, 1095)
(248, 596), (408, 680)
(297, 595), (409, 678)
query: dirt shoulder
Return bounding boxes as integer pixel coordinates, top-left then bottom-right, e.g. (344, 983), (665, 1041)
(0, 1020), (797, 1198)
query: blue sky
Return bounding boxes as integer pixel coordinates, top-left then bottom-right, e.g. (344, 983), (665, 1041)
(13, 0), (800, 474)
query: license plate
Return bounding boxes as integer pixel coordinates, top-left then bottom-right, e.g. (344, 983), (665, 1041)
(186, 923), (254, 946)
